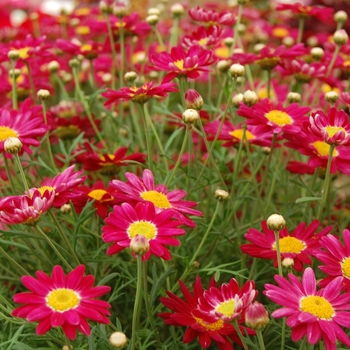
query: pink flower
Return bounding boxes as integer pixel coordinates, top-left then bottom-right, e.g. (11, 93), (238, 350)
(12, 265), (111, 340)
(182, 25), (224, 50)
(264, 267), (350, 350)
(244, 302), (269, 330)
(102, 202), (186, 260)
(188, 6), (236, 26)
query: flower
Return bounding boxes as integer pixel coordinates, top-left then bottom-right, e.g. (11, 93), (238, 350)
(182, 25), (224, 50)
(308, 107), (350, 145)
(264, 267), (350, 350)
(198, 278), (257, 321)
(236, 99), (310, 135)
(101, 81), (178, 105)
(12, 265), (111, 340)
(151, 45), (216, 83)
(35, 165), (87, 207)
(110, 169), (202, 227)
(102, 201), (186, 260)
(188, 6), (236, 26)
(245, 301), (269, 330)
(313, 229), (350, 291)
(240, 220), (332, 272)
(0, 99), (49, 158)
(159, 276), (255, 349)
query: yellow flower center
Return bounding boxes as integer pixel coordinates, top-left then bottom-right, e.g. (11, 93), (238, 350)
(300, 296), (334, 319)
(230, 129), (255, 141)
(141, 190), (172, 209)
(214, 46), (230, 59)
(341, 257), (350, 278)
(344, 60), (350, 68)
(216, 299), (235, 317)
(115, 21), (126, 28)
(174, 59), (185, 71)
(265, 110), (292, 126)
(324, 126), (347, 138)
(273, 236), (306, 253)
(76, 26), (90, 35)
(80, 44), (92, 52)
(47, 288), (80, 312)
(17, 47), (31, 60)
(312, 141), (338, 157)
(0, 126), (18, 141)
(88, 189), (108, 201)
(37, 185), (55, 196)
(75, 7), (90, 16)
(100, 154), (116, 163)
(194, 316), (224, 331)
(272, 27), (289, 38)
(198, 38), (209, 47)
(128, 221), (157, 239)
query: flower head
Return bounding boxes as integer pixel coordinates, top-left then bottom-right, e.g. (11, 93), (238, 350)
(188, 6), (236, 26)
(264, 267), (350, 350)
(12, 265), (111, 340)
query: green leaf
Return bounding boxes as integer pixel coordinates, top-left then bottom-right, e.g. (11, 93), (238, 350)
(295, 197), (321, 203)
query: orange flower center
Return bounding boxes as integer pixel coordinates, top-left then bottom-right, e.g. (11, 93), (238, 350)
(230, 129), (255, 141)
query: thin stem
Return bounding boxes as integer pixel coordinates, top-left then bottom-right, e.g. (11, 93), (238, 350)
(274, 230), (283, 276)
(137, 104), (152, 171)
(53, 72), (69, 99)
(326, 45), (340, 78)
(256, 330), (266, 350)
(25, 62), (36, 102)
(267, 69), (272, 99)
(297, 17), (305, 43)
(64, 333), (73, 350)
(169, 17), (179, 49)
(153, 25), (166, 50)
(281, 318), (286, 350)
(317, 144), (335, 220)
(130, 255), (143, 350)
(3, 155), (16, 194)
(14, 153), (30, 197)
(106, 14), (117, 90)
(10, 59), (18, 110)
(233, 319), (249, 350)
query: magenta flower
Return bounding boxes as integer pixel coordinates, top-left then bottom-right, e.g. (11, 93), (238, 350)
(264, 267), (350, 350)
(182, 25), (223, 50)
(110, 169), (202, 227)
(12, 265), (111, 340)
(102, 202), (186, 260)
(151, 45), (216, 83)
(188, 6), (236, 26)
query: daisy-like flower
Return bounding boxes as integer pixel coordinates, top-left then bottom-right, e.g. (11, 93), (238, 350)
(182, 25), (223, 50)
(110, 169), (202, 227)
(198, 278), (257, 321)
(188, 6), (236, 26)
(0, 189), (54, 226)
(56, 39), (103, 59)
(150, 45), (216, 83)
(264, 267), (350, 350)
(35, 165), (86, 207)
(102, 202), (186, 260)
(313, 229), (350, 291)
(237, 99), (310, 135)
(240, 220), (332, 272)
(101, 80), (178, 105)
(159, 276), (255, 350)
(12, 265), (111, 340)
(308, 107), (350, 145)
(0, 99), (49, 158)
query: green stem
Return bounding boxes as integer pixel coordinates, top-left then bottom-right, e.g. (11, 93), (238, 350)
(326, 45), (340, 78)
(166, 124), (190, 187)
(35, 225), (72, 271)
(3, 155), (16, 194)
(53, 72), (69, 99)
(233, 319), (249, 350)
(10, 59), (18, 110)
(169, 17), (179, 49)
(137, 104), (152, 171)
(317, 144), (335, 220)
(274, 230), (283, 276)
(153, 25), (166, 50)
(281, 318), (286, 350)
(130, 255), (143, 350)
(106, 14), (117, 90)
(14, 153), (30, 197)
(256, 330), (266, 350)
(267, 69), (272, 99)
(25, 61), (36, 102)
(297, 17), (305, 43)
(0, 246), (29, 276)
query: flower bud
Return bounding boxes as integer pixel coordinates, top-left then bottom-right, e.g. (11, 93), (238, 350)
(182, 109), (200, 124)
(130, 235), (150, 256)
(232, 93), (243, 107)
(242, 90), (258, 106)
(185, 89), (203, 110)
(109, 331), (128, 348)
(253, 43), (265, 54)
(9, 69), (21, 79)
(237, 23), (246, 35)
(282, 36), (294, 47)
(334, 29), (349, 46)
(229, 63), (245, 78)
(282, 257), (294, 269)
(8, 50), (19, 60)
(124, 71), (137, 83)
(148, 8), (161, 16)
(310, 47), (324, 60)
(217, 60), (230, 73)
(307, 36), (318, 47)
(99, 0), (113, 14)
(224, 37), (234, 47)
(37, 89), (50, 100)
(29, 12), (39, 21)
(146, 14), (159, 25)
(62, 346), (74, 350)
(287, 92), (301, 103)
(267, 214), (286, 231)
(215, 189), (229, 201)
(60, 204), (71, 214)
(171, 3), (184, 17)
(245, 301), (269, 330)
(69, 58), (80, 68)
(325, 91), (339, 104)
(262, 147), (271, 155)
(113, 3), (128, 18)
(4, 137), (22, 154)
(102, 73), (112, 83)
(48, 60), (60, 73)
(334, 10), (348, 24)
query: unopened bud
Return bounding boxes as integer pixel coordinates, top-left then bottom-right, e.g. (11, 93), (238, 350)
(69, 58), (80, 68)
(229, 63), (245, 78)
(217, 60), (230, 73)
(262, 147), (271, 155)
(215, 189), (229, 201)
(99, 0), (113, 14)
(60, 204), (71, 214)
(148, 8), (161, 16)
(48, 60), (60, 73)
(266, 214), (286, 231)
(282, 257), (294, 269)
(237, 23), (246, 35)
(185, 89), (203, 110)
(232, 93), (243, 107)
(8, 50), (19, 60)
(182, 109), (200, 124)
(4, 137), (22, 154)
(334, 10), (348, 24)
(124, 71), (137, 83)
(29, 12), (39, 20)
(224, 37), (234, 47)
(334, 29), (349, 46)
(146, 14), (159, 25)
(245, 301), (269, 330)
(102, 73), (112, 83)
(37, 89), (50, 100)
(282, 36), (294, 47)
(171, 3), (184, 17)
(310, 47), (324, 60)
(130, 235), (150, 256)
(325, 91), (339, 104)
(307, 36), (318, 47)
(62, 346), (73, 350)
(287, 92), (301, 103)
(253, 43), (265, 54)
(9, 68), (21, 78)
(113, 4), (128, 18)
(109, 331), (128, 348)
(242, 90), (258, 106)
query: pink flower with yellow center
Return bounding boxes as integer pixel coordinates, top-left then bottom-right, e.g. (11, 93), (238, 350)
(182, 25), (223, 50)
(150, 45), (216, 83)
(309, 107), (350, 145)
(240, 220), (332, 272)
(237, 99), (310, 135)
(110, 169), (202, 227)
(188, 6), (236, 26)
(0, 99), (49, 158)
(102, 202), (186, 260)
(264, 268), (350, 350)
(12, 265), (111, 340)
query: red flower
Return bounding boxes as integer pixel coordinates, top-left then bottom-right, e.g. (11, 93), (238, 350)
(151, 45), (216, 83)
